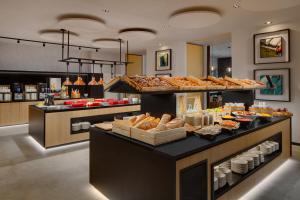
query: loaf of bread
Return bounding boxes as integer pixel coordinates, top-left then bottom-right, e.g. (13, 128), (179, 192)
(166, 118), (185, 129)
(159, 114), (171, 125)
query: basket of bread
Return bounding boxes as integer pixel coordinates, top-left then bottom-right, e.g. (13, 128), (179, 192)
(112, 113), (187, 146)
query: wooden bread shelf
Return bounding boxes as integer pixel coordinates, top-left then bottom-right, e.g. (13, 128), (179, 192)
(105, 76), (266, 94)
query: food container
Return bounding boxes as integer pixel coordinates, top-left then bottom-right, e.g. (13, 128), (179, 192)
(72, 123), (81, 131)
(235, 117), (253, 129)
(80, 122), (91, 130)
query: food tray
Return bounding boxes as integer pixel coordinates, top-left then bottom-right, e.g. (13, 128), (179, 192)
(131, 127), (186, 146)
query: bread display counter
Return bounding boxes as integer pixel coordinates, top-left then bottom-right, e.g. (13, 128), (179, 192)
(90, 116), (291, 200)
(28, 100), (140, 148)
(90, 75), (291, 200)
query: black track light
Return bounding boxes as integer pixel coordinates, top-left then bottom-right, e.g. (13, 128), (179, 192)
(79, 47), (81, 50)
(43, 43), (46, 47)
(96, 48), (98, 52)
(17, 40), (20, 43)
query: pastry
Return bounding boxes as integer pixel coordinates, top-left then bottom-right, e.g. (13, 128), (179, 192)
(163, 76), (207, 90)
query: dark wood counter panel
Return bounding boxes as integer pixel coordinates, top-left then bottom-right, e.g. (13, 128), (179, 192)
(90, 117), (291, 200)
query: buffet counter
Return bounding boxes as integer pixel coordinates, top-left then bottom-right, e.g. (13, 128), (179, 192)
(0, 98), (93, 126)
(29, 103), (140, 148)
(89, 117), (291, 200)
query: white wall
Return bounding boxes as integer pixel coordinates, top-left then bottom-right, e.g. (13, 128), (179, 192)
(232, 21), (300, 143)
(0, 41), (124, 99)
(145, 41), (187, 76)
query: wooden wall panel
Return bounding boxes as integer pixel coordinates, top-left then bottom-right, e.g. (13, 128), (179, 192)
(126, 54), (143, 76)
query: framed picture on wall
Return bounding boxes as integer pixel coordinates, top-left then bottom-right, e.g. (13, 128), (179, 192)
(155, 49), (172, 71)
(155, 73), (172, 77)
(254, 68), (291, 102)
(253, 29), (290, 64)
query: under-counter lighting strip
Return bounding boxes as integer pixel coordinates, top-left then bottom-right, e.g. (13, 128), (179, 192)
(239, 159), (295, 199)
(26, 135), (89, 153)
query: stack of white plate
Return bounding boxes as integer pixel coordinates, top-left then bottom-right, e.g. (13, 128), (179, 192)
(259, 143), (273, 155)
(81, 122), (91, 130)
(214, 177), (219, 191)
(248, 150), (265, 163)
(215, 170), (227, 188)
(231, 159), (249, 174)
(246, 153), (260, 167)
(219, 167), (232, 184)
(72, 123), (81, 131)
(220, 161), (231, 169)
(239, 155), (255, 170)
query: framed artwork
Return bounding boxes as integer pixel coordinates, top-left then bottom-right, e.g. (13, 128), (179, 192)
(254, 68), (290, 102)
(155, 49), (172, 71)
(155, 73), (172, 77)
(253, 29), (290, 64)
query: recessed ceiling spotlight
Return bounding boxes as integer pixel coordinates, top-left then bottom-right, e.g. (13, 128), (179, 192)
(57, 14), (106, 33)
(265, 21), (272, 25)
(233, 0), (241, 8)
(168, 8), (221, 29)
(119, 28), (157, 41)
(101, 8), (110, 13)
(92, 38), (122, 48)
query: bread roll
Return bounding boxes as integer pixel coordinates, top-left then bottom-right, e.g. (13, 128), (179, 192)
(129, 116), (137, 124)
(159, 114), (171, 125)
(166, 118), (185, 129)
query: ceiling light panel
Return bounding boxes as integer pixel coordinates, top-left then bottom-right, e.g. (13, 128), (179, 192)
(58, 16), (106, 33)
(119, 28), (156, 41)
(168, 10), (221, 29)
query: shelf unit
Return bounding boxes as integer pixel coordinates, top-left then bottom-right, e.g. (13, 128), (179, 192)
(211, 132), (282, 200)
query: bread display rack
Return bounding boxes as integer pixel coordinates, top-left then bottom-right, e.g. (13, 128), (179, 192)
(105, 75), (266, 94)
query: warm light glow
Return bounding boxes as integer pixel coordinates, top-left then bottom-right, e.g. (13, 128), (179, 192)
(239, 159), (296, 200)
(265, 21), (272, 25)
(86, 185), (110, 200)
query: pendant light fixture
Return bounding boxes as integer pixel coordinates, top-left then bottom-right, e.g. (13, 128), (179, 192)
(62, 62), (73, 86)
(88, 61), (98, 85)
(74, 60), (86, 85)
(98, 64), (104, 85)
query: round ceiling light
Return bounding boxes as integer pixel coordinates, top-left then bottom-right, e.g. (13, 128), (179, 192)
(168, 10), (221, 29)
(39, 29), (79, 42)
(92, 38), (122, 48)
(119, 28), (156, 41)
(57, 15), (106, 33)
(241, 0), (300, 11)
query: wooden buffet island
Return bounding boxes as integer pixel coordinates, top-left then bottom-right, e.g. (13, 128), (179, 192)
(90, 117), (291, 200)
(29, 104), (140, 148)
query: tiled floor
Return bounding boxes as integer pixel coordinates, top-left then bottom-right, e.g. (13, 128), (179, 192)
(0, 125), (300, 200)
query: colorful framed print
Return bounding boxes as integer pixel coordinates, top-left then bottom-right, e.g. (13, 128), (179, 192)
(155, 49), (172, 71)
(254, 68), (290, 102)
(254, 29), (290, 64)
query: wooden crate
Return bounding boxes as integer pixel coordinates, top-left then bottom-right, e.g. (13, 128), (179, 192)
(131, 127), (186, 146)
